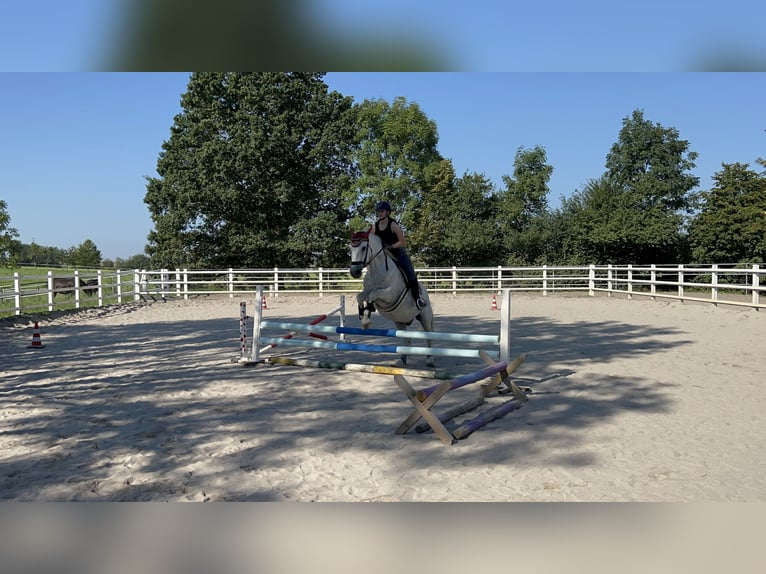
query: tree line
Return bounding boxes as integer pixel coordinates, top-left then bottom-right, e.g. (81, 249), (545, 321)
(0, 221), (150, 269)
(2, 73), (765, 271)
(144, 73), (766, 269)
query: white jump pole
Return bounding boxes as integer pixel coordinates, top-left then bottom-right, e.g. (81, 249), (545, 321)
(249, 285), (265, 363)
(499, 289), (511, 363)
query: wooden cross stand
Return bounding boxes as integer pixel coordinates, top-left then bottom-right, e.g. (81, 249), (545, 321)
(393, 352), (529, 445)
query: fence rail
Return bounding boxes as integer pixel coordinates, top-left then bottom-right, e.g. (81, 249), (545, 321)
(1, 263), (764, 317)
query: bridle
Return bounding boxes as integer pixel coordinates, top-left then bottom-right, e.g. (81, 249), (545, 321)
(351, 234), (387, 270)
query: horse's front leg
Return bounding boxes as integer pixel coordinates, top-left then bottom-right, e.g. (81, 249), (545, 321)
(356, 291), (375, 328)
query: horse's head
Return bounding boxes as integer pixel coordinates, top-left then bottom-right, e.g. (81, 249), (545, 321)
(349, 230), (371, 279)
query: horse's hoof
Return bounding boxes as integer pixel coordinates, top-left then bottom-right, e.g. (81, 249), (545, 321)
(426, 357), (435, 368)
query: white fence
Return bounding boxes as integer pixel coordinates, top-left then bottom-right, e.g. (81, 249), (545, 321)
(1, 263), (764, 317)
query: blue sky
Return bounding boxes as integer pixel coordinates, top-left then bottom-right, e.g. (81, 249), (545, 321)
(1, 1), (765, 72)
(1, 72), (765, 259)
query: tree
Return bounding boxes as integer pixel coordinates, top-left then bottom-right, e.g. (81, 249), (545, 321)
(598, 109), (700, 263)
(70, 239), (102, 268)
(144, 72), (358, 269)
(556, 176), (651, 263)
(410, 159), (458, 265)
(348, 96), (442, 233)
(0, 199), (19, 266)
(496, 145), (553, 264)
(411, 161), (499, 266)
(689, 162), (766, 262)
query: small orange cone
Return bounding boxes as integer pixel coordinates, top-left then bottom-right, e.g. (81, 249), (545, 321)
(28, 322), (45, 349)
(490, 294), (498, 311)
(261, 295), (268, 310)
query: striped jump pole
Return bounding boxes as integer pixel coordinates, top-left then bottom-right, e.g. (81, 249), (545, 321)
(257, 296), (345, 354)
(239, 301), (248, 358)
(240, 286), (346, 364)
(260, 322), (499, 345)
(266, 356), (461, 380)
(256, 335), (498, 359)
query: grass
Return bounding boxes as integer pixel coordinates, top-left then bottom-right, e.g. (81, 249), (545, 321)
(0, 266), (136, 318)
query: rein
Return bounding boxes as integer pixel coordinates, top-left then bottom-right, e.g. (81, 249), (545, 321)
(352, 238), (387, 270)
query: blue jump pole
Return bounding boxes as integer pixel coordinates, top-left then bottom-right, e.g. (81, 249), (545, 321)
(260, 321), (499, 344)
(257, 336), (496, 359)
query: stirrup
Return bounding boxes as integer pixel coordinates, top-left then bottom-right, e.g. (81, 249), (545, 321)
(416, 296), (427, 310)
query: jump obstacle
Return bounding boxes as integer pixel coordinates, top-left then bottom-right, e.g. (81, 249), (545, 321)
(238, 295), (346, 359)
(237, 286), (530, 444)
(394, 352), (529, 445)
(239, 286), (512, 366)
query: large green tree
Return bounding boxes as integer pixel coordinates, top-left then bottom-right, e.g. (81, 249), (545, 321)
(556, 176), (653, 263)
(496, 145), (553, 264)
(689, 162), (766, 262)
(409, 158), (458, 265)
(144, 72), (357, 268)
(599, 109), (700, 263)
(69, 239), (103, 268)
(348, 96), (442, 233)
(411, 160), (498, 266)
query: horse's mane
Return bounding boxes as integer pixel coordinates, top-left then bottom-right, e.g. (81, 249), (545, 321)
(351, 229), (375, 247)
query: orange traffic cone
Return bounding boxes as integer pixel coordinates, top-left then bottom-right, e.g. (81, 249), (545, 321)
(28, 322), (45, 349)
(261, 295), (268, 309)
(490, 294), (498, 311)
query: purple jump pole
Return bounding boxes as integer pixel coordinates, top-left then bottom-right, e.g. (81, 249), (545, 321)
(452, 399), (523, 440)
(415, 361), (508, 402)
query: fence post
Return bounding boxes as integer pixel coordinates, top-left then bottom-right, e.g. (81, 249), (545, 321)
(753, 264), (760, 306)
(497, 265), (503, 291)
(319, 267), (324, 297)
(134, 270), (141, 301)
(542, 264), (548, 296)
(173, 269), (180, 298)
(47, 270), (54, 311)
(97, 270), (103, 307)
(678, 264), (684, 299)
(74, 269), (81, 308)
(588, 264), (595, 296)
(711, 264), (718, 303)
(116, 269), (123, 304)
(452, 266), (457, 296)
(650, 264), (657, 300)
(13, 272), (21, 316)
(273, 267), (279, 297)
(228, 268), (234, 298)
(627, 264), (633, 300)
(607, 264), (613, 297)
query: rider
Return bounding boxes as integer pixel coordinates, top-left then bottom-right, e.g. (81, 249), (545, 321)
(370, 200), (427, 310)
